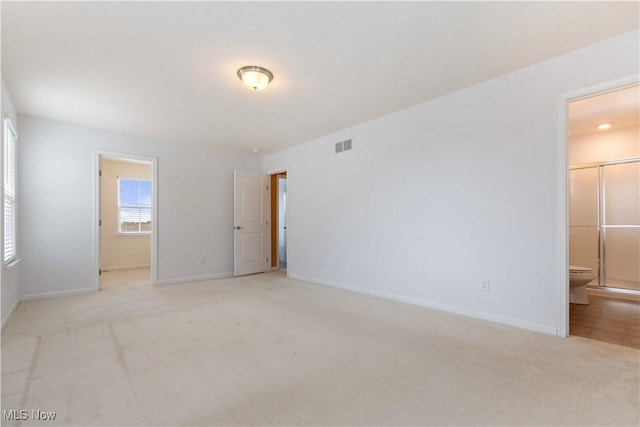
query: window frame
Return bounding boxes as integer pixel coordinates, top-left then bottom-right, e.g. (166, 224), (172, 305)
(117, 177), (152, 235)
(3, 117), (18, 265)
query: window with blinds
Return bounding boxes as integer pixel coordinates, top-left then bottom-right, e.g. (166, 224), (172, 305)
(3, 118), (17, 264)
(118, 178), (152, 233)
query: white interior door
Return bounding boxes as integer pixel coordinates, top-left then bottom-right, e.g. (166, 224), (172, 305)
(234, 170), (270, 276)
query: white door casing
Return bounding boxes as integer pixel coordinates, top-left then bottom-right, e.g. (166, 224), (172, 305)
(234, 170), (270, 276)
(95, 150), (158, 289)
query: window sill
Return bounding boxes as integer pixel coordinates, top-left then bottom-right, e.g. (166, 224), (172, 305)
(117, 233), (151, 239)
(4, 258), (21, 269)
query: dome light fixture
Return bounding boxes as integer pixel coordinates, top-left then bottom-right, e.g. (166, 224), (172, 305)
(596, 123), (612, 130)
(237, 65), (273, 91)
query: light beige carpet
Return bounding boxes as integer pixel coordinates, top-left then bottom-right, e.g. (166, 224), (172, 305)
(2, 270), (639, 426)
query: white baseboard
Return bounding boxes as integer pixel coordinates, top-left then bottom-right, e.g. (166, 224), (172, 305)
(156, 272), (234, 286)
(289, 273), (558, 336)
(1, 297), (21, 330)
(20, 287), (96, 301)
(101, 264), (150, 272)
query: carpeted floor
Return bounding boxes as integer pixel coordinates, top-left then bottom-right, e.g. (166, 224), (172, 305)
(2, 270), (639, 426)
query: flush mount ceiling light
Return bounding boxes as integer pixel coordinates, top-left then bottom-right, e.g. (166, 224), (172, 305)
(596, 123), (612, 130)
(237, 65), (273, 91)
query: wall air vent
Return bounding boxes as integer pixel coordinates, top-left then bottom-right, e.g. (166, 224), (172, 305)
(335, 138), (353, 154)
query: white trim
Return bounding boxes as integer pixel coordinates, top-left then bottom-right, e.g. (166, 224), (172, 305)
(20, 287), (95, 301)
(150, 156), (158, 286)
(1, 297), (20, 330)
(95, 150), (158, 289)
(3, 114), (17, 137)
(557, 90), (570, 338)
(3, 257), (21, 270)
(101, 264), (150, 272)
(289, 273), (558, 336)
(116, 232), (151, 238)
(1, 246), (20, 330)
(266, 167), (288, 175)
(556, 75), (639, 338)
(156, 272), (234, 286)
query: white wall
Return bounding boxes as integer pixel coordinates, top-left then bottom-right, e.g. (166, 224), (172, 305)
(19, 116), (261, 298)
(100, 159), (151, 270)
(569, 126), (639, 164)
(1, 77), (20, 327)
(263, 30), (640, 335)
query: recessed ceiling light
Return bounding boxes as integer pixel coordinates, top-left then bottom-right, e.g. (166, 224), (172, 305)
(237, 66), (273, 91)
(596, 123), (612, 130)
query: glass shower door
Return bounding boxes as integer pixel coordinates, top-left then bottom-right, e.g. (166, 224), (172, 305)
(569, 167), (599, 284)
(602, 161), (640, 291)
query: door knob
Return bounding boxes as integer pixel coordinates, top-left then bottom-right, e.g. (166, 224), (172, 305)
(234, 226), (245, 230)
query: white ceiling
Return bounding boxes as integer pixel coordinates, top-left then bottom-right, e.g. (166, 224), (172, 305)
(569, 85), (640, 137)
(2, 1), (639, 154)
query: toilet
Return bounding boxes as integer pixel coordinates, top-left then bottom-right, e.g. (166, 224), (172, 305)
(569, 265), (595, 304)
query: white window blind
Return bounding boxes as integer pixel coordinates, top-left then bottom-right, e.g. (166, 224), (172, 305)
(118, 178), (152, 233)
(4, 118), (17, 264)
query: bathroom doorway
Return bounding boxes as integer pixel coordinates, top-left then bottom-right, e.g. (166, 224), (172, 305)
(568, 85), (640, 293)
(270, 171), (287, 270)
(566, 83), (640, 348)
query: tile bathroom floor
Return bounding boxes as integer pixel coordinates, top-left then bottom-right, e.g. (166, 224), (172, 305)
(570, 295), (640, 349)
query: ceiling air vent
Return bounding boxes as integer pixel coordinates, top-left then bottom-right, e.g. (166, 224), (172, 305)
(335, 138), (353, 154)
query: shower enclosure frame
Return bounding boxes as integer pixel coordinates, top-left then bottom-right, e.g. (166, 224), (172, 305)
(569, 157), (640, 290)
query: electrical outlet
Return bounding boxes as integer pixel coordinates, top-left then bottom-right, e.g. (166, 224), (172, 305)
(199, 256), (206, 264)
(480, 280), (490, 292)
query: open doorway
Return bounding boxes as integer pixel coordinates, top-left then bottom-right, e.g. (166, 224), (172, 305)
(565, 83), (639, 347)
(97, 152), (157, 290)
(270, 171), (287, 270)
